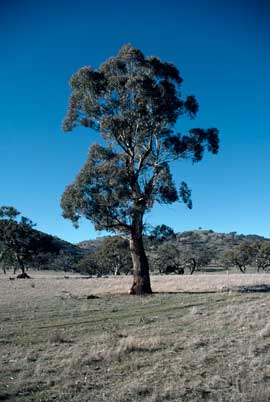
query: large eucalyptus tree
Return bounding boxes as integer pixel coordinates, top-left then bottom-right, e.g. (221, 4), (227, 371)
(61, 44), (219, 294)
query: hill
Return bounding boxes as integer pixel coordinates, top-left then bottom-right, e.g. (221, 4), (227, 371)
(175, 229), (268, 254)
(77, 237), (106, 252)
(77, 230), (269, 255)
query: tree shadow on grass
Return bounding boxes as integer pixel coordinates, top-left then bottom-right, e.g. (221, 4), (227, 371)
(153, 290), (219, 295)
(236, 284), (270, 293)
(0, 393), (14, 402)
(154, 285), (270, 295)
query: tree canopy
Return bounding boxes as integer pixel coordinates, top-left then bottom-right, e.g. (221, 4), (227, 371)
(150, 224), (176, 241)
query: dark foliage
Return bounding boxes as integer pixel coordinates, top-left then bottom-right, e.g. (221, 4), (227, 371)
(150, 224), (176, 241)
(0, 206), (64, 274)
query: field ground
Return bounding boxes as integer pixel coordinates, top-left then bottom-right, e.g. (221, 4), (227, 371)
(1, 271), (270, 402)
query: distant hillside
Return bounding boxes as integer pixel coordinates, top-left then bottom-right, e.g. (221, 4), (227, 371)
(51, 236), (85, 256)
(77, 230), (269, 254)
(76, 230), (270, 267)
(38, 229), (270, 273)
(76, 237), (106, 252)
(174, 230), (268, 254)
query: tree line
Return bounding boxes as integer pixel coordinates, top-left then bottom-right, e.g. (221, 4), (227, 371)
(2, 211), (270, 278)
(222, 242), (270, 273)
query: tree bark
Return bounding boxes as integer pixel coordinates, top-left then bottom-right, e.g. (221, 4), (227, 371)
(237, 264), (246, 274)
(0, 251), (6, 274)
(15, 254), (25, 275)
(129, 235), (152, 295)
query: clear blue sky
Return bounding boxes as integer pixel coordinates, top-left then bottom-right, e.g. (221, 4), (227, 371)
(1, 0), (270, 243)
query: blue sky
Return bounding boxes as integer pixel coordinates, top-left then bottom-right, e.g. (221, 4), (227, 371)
(1, 0), (270, 242)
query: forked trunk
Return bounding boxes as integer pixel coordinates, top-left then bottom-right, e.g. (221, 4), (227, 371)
(129, 235), (152, 295)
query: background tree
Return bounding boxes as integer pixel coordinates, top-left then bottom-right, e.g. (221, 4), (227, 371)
(0, 244), (13, 274)
(32, 250), (80, 273)
(192, 247), (213, 271)
(73, 237), (132, 276)
(0, 207), (34, 276)
(73, 253), (100, 276)
(61, 44), (219, 294)
(222, 243), (254, 273)
(152, 242), (196, 274)
(252, 242), (270, 272)
(0, 206), (55, 277)
(149, 224), (176, 241)
(94, 237), (132, 275)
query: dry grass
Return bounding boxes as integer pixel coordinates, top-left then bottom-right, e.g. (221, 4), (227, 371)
(1, 271), (270, 401)
(2, 270), (270, 299)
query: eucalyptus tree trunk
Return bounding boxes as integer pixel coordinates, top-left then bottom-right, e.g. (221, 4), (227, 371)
(0, 251), (6, 274)
(129, 235), (152, 294)
(129, 214), (152, 294)
(15, 254), (25, 275)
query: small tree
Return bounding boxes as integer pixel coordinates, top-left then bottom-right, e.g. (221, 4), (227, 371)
(0, 207), (36, 275)
(73, 253), (99, 276)
(94, 237), (132, 275)
(192, 247), (212, 271)
(222, 243), (254, 273)
(152, 243), (196, 274)
(0, 206), (54, 276)
(253, 242), (270, 272)
(61, 45), (219, 294)
(150, 224), (175, 241)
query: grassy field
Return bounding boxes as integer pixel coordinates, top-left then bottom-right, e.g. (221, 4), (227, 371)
(1, 271), (270, 402)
